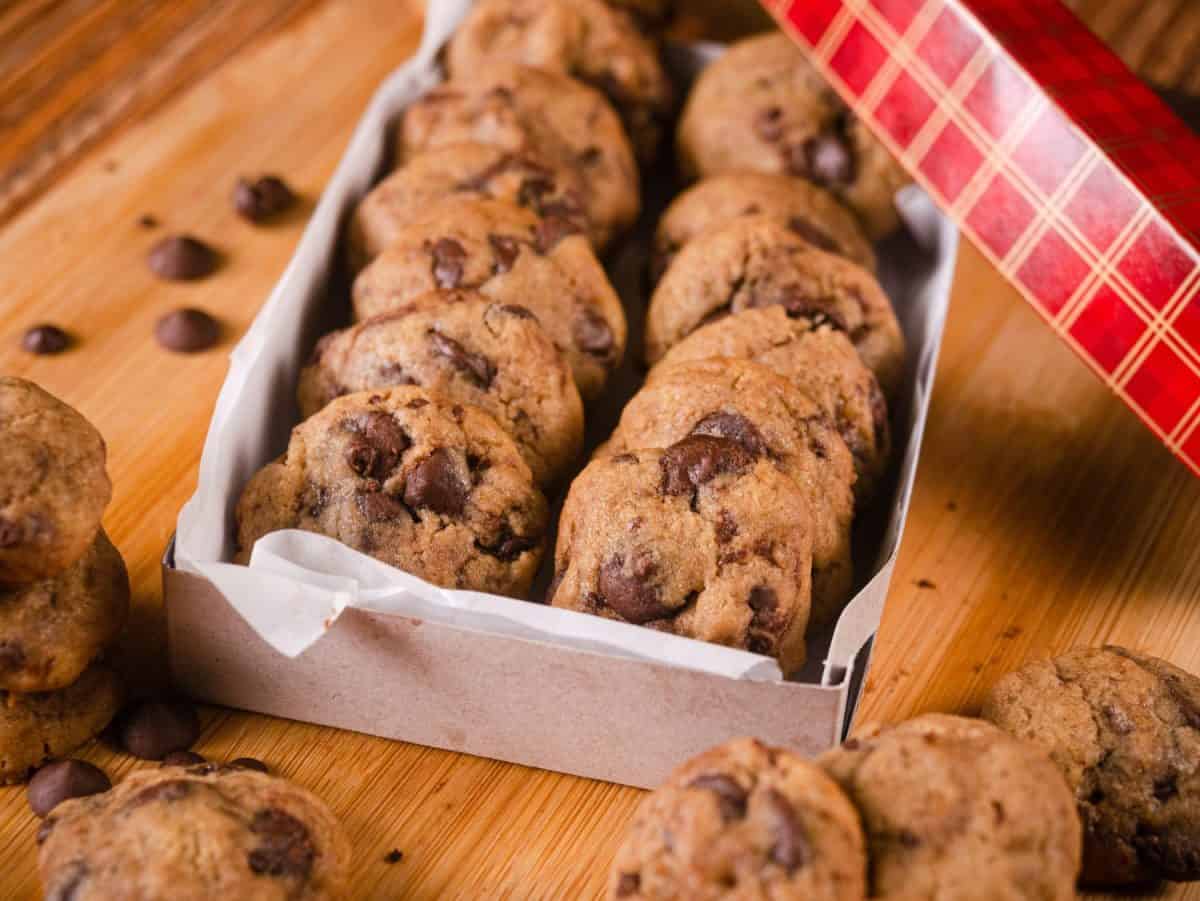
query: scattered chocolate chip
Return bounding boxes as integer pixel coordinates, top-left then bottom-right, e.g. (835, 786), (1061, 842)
(488, 234), (521, 273)
(660, 435), (754, 496)
(21, 324), (71, 355)
(755, 106), (785, 142)
(687, 773), (748, 821)
(914, 578), (936, 590)
(138, 214), (158, 229)
(27, 760), (111, 817)
(162, 750), (206, 767)
(429, 237), (467, 288)
(229, 757), (268, 773)
(0, 640), (26, 671)
(571, 308), (613, 357)
(764, 788), (809, 872)
(690, 411), (768, 458)
(403, 448), (468, 516)
(598, 553), (671, 624)
(248, 808), (316, 878)
(356, 490), (413, 523)
(147, 235), (218, 280)
(155, 308), (220, 353)
(384, 849), (404, 864)
(233, 175), (295, 222)
(116, 699), (201, 760)
(803, 133), (856, 186)
(534, 215), (582, 253)
(787, 217), (840, 254)
(615, 873), (640, 897)
(428, 331), (495, 387)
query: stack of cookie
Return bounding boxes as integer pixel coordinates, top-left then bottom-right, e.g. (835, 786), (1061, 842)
(235, 0), (676, 597)
(0, 377), (130, 783)
(546, 32), (910, 675)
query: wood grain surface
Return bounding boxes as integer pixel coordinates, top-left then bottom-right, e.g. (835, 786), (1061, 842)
(0, 1), (1198, 898)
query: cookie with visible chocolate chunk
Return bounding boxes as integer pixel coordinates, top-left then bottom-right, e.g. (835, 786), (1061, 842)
(1, 664), (121, 784)
(609, 737), (866, 899)
(298, 291), (584, 486)
(0, 529), (129, 693)
(644, 215), (905, 399)
(0, 377), (112, 585)
(400, 63), (640, 245)
(677, 32), (910, 239)
(38, 765), (350, 900)
(350, 143), (599, 268)
(600, 358), (854, 627)
(658, 307), (890, 504)
(551, 438), (813, 673)
(352, 196), (626, 402)
(235, 387), (548, 597)
(446, 0), (673, 162)
(983, 646), (1200, 886)
(820, 713), (1081, 901)
(652, 172), (876, 281)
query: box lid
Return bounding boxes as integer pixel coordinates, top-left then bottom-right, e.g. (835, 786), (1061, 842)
(760, 0), (1200, 476)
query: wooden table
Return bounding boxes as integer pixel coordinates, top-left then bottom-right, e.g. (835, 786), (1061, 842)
(1, 1), (1198, 897)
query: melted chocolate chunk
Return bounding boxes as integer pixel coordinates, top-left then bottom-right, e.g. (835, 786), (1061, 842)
(477, 527), (538, 562)
(497, 304), (536, 321)
(598, 553), (671, 624)
(428, 331), (495, 387)
(764, 788), (809, 872)
(488, 234), (521, 274)
(429, 238), (467, 289)
(403, 448), (468, 516)
(615, 873), (640, 897)
(534, 215), (582, 253)
(248, 808), (316, 878)
(571, 308), (613, 357)
(660, 435), (754, 496)
(689, 412), (768, 458)
(344, 412), (410, 479)
(687, 773), (748, 821)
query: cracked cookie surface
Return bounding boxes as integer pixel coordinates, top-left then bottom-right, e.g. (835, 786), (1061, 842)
(983, 645), (1200, 885)
(820, 713), (1081, 901)
(352, 196), (626, 402)
(235, 386), (548, 597)
(550, 438), (812, 673)
(608, 737), (866, 899)
(0, 377), (111, 584)
(38, 765), (350, 900)
(299, 291), (583, 486)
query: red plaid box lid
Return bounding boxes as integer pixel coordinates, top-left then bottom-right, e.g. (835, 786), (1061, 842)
(759, 0), (1200, 476)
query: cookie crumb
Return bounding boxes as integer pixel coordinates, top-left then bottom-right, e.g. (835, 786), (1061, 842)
(138, 214), (159, 229)
(384, 848), (403, 864)
(914, 578), (936, 590)
(1000, 625), (1022, 640)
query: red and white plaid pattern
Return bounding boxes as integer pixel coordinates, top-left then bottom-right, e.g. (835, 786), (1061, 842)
(760, 0), (1200, 476)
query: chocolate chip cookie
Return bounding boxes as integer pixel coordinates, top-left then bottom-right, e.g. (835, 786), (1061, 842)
(820, 713), (1082, 901)
(657, 308), (890, 504)
(609, 737), (866, 899)
(652, 172), (876, 282)
(350, 143), (598, 269)
(602, 358), (855, 626)
(644, 215), (905, 399)
(446, 0), (673, 162)
(1, 664), (121, 784)
(677, 32), (911, 239)
(38, 765), (351, 900)
(0, 529), (129, 693)
(298, 291), (584, 486)
(0, 377), (111, 584)
(352, 196), (626, 402)
(400, 63), (640, 245)
(983, 646), (1200, 885)
(235, 387), (548, 597)
(550, 438), (813, 673)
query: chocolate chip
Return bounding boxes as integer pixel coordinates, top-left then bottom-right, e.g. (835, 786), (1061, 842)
(384, 848), (404, 864)
(138, 214), (158, 229)
(803, 133), (856, 186)
(0, 640), (26, 672)
(577, 146), (602, 166)
(715, 510), (738, 544)
(20, 325), (71, 355)
(147, 235), (218, 280)
(755, 106), (785, 142)
(615, 873), (640, 897)
(498, 304), (536, 321)
(787, 217), (841, 255)
(429, 237), (467, 288)
(690, 411), (768, 458)
(488, 234), (521, 273)
(764, 788), (809, 872)
(233, 175), (295, 222)
(687, 773), (748, 821)
(355, 490), (413, 523)
(248, 808), (316, 878)
(428, 331), (495, 387)
(749, 586), (777, 617)
(534, 215), (582, 253)
(403, 448), (468, 516)
(776, 291), (849, 332)
(127, 778), (192, 808)
(477, 527), (538, 561)
(155, 308), (220, 353)
(571, 308), (613, 357)
(229, 757), (268, 773)
(660, 435), (755, 496)
(27, 760), (111, 817)
(1155, 774), (1179, 802)
(597, 553), (671, 624)
(344, 412), (410, 479)
(46, 859), (88, 901)
(162, 750), (206, 767)
(517, 174), (553, 205)
(116, 699), (201, 760)
(0, 517), (21, 547)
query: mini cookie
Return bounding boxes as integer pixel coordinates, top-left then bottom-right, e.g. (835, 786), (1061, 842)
(652, 172), (876, 281)
(645, 215), (905, 398)
(298, 291), (584, 486)
(602, 358), (854, 627)
(400, 63), (640, 245)
(349, 143), (598, 269)
(609, 737), (866, 899)
(236, 387), (548, 597)
(982, 646), (1200, 885)
(352, 196), (626, 402)
(658, 308), (890, 504)
(1, 664), (121, 784)
(446, 0), (673, 163)
(550, 438), (813, 673)
(820, 713), (1082, 901)
(677, 32), (910, 239)
(0, 529), (129, 693)
(38, 765), (351, 900)
(0, 377), (111, 584)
